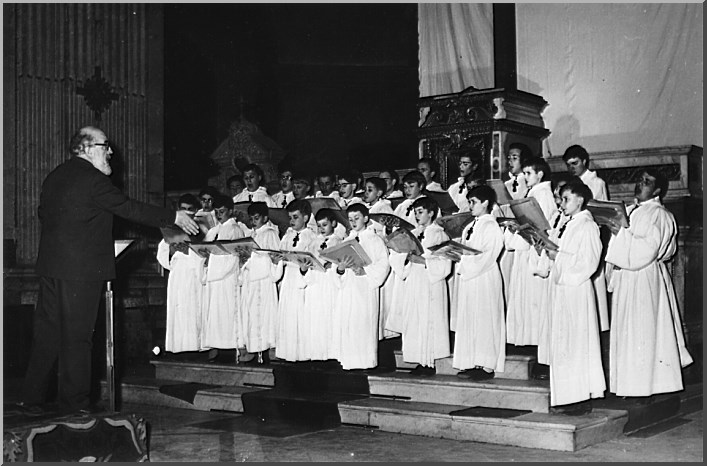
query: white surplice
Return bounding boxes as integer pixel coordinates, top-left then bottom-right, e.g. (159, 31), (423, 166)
(157, 240), (206, 353)
(335, 229), (390, 369)
(452, 214), (506, 372)
(388, 223), (451, 368)
(605, 197), (693, 396)
(546, 210), (605, 406)
(233, 186), (277, 207)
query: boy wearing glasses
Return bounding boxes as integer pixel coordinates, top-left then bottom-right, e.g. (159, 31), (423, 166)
(337, 169), (364, 208)
(272, 164), (296, 208)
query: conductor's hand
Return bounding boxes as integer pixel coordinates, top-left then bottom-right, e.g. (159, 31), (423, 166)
(175, 210), (199, 236)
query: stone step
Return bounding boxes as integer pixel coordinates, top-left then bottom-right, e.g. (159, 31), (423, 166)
(102, 376), (260, 413)
(367, 372), (551, 413)
(152, 360), (275, 388)
(338, 397), (628, 452)
(394, 350), (535, 380)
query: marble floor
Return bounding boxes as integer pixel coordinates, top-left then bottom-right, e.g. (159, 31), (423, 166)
(134, 400), (702, 462)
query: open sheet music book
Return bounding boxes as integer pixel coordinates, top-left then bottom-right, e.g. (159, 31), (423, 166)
(509, 197), (551, 231)
(369, 213), (415, 232)
(160, 225), (206, 244)
(586, 199), (630, 228)
(388, 196), (406, 211)
(428, 239), (481, 261)
(515, 224), (559, 252)
(188, 237), (260, 264)
(232, 202), (252, 226)
(435, 211), (475, 239)
(194, 210), (218, 231)
(487, 179), (514, 205)
(423, 190), (459, 215)
(384, 228), (425, 264)
(319, 239), (372, 269)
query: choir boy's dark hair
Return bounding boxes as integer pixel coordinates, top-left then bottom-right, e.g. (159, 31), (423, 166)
(286, 199), (312, 217)
(411, 196), (440, 220)
(467, 184), (497, 207)
(562, 144), (590, 164)
(242, 163), (265, 180)
(199, 186), (220, 198)
(522, 156), (552, 180)
(401, 170), (427, 187)
(314, 208), (339, 223)
(178, 193), (200, 208)
(379, 168), (400, 186)
(559, 180), (593, 209)
(346, 202), (369, 217)
(509, 142), (533, 162)
(247, 201), (269, 217)
(418, 157), (440, 178)
(365, 176), (387, 193)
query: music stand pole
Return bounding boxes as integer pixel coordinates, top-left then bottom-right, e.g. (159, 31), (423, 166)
(105, 280), (116, 413)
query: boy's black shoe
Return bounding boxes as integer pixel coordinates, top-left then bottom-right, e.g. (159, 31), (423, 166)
(465, 368), (495, 381)
(531, 363), (550, 380)
(410, 365), (435, 377)
(456, 369), (472, 379)
(551, 400), (592, 416)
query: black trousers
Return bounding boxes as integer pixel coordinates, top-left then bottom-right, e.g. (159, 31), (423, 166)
(22, 276), (103, 411)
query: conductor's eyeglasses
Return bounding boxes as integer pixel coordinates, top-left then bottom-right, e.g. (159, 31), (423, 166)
(92, 142), (111, 150)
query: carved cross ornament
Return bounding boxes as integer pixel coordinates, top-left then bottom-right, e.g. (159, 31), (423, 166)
(77, 66), (120, 123)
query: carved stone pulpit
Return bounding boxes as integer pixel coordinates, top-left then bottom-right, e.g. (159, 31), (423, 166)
(417, 87), (550, 188)
(208, 117), (285, 192)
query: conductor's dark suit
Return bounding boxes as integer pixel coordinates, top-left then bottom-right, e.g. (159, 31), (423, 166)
(24, 156), (176, 411)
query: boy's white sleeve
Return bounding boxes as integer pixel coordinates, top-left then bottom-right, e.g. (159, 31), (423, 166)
(388, 250), (411, 280)
(156, 239), (172, 270)
(424, 255), (451, 284)
(363, 236), (391, 288)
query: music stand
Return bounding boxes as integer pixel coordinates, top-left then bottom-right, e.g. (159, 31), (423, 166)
(106, 239), (135, 412)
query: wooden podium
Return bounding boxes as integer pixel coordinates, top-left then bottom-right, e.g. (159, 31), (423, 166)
(417, 87), (550, 188)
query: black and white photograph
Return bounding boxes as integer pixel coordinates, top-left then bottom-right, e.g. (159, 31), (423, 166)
(2, 2), (702, 462)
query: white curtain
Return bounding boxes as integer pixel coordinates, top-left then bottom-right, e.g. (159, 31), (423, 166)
(516, 3), (702, 155)
(418, 3), (494, 97)
(418, 3), (702, 154)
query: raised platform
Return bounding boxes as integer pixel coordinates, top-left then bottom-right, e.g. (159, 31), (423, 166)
(103, 358), (665, 451)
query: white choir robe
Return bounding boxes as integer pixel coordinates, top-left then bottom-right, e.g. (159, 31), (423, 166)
(233, 186), (277, 207)
(452, 215), (506, 372)
(156, 240), (206, 353)
(272, 190), (295, 209)
(306, 212), (348, 241)
(335, 229), (390, 369)
(504, 181), (557, 346)
(546, 210), (605, 406)
(580, 169), (609, 201)
(425, 181), (445, 193)
(392, 195), (424, 226)
(315, 190), (341, 203)
(367, 199), (397, 339)
(201, 219), (245, 350)
(338, 196), (364, 209)
(388, 223), (451, 368)
(383, 190), (404, 200)
(274, 227), (318, 361)
(447, 177), (470, 212)
(303, 233), (343, 361)
(238, 224), (281, 353)
(605, 197), (693, 396)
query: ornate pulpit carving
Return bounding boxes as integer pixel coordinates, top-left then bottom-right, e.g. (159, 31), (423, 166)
(208, 117), (285, 192)
(417, 87), (550, 188)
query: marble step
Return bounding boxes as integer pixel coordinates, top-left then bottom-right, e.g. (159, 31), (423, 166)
(338, 398), (628, 452)
(101, 376), (260, 413)
(152, 360), (275, 388)
(394, 350), (535, 380)
(367, 372), (551, 413)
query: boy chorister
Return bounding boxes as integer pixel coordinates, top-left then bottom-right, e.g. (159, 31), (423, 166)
(379, 168), (404, 200)
(504, 156), (557, 348)
(453, 185), (506, 381)
(542, 181), (605, 415)
(393, 170), (428, 226)
(303, 208), (343, 361)
(447, 153), (480, 212)
(233, 163), (277, 207)
(389, 197), (451, 376)
(238, 202), (280, 363)
(156, 194), (206, 353)
(315, 170), (342, 203)
(201, 195), (246, 356)
(272, 164), (296, 208)
(335, 203), (390, 370)
(337, 169), (364, 209)
(363, 176), (398, 340)
(273, 199), (318, 362)
(417, 157), (445, 193)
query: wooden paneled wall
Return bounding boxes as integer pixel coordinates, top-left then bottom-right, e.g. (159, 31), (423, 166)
(4, 4), (164, 267)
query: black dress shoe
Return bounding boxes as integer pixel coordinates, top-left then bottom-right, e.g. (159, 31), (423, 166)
(410, 365), (435, 377)
(531, 363), (550, 380)
(551, 400), (592, 416)
(468, 368), (494, 381)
